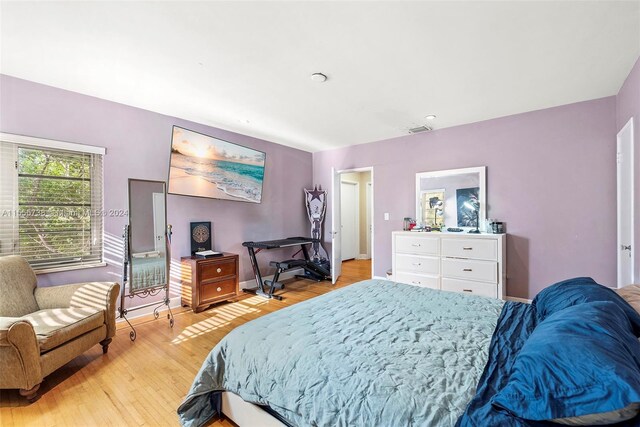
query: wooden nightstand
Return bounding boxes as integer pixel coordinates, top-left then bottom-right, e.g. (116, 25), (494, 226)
(180, 253), (239, 313)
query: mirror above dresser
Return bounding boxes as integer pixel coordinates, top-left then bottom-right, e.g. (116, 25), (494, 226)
(416, 166), (486, 231)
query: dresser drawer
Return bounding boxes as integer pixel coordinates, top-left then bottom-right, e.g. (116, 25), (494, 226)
(199, 258), (236, 281)
(441, 238), (497, 261)
(441, 258), (497, 283)
(395, 235), (440, 255)
(200, 278), (237, 303)
(441, 278), (497, 298)
(396, 254), (440, 275)
(394, 272), (439, 290)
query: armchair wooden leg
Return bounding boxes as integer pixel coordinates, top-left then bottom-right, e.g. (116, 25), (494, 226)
(100, 338), (112, 354)
(19, 383), (40, 402)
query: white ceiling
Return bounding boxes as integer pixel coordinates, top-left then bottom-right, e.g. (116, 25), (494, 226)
(1, 1), (639, 152)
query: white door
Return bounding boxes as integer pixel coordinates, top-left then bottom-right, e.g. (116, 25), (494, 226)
(340, 181), (358, 261)
(152, 192), (166, 254)
(617, 118), (635, 287)
(366, 182), (372, 258)
(331, 168), (342, 284)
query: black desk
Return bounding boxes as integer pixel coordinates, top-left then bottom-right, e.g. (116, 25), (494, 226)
(242, 237), (331, 300)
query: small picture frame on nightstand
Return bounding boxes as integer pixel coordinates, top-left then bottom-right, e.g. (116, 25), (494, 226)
(190, 221), (212, 255)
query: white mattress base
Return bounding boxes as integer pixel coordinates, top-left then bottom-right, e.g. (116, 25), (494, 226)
(221, 392), (285, 427)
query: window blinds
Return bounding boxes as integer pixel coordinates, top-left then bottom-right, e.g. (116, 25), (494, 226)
(0, 139), (104, 271)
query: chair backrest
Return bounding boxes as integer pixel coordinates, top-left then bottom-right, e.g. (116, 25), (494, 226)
(0, 256), (39, 317)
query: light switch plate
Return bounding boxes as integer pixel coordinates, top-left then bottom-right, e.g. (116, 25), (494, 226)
(384, 213), (390, 220)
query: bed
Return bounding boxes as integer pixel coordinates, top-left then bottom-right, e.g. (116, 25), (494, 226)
(177, 278), (640, 427)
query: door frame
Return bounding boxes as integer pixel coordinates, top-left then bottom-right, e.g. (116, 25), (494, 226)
(365, 182), (372, 259)
(340, 179), (360, 261)
(331, 166), (374, 280)
(617, 117), (635, 287)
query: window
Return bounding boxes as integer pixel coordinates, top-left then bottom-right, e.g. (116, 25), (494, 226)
(0, 133), (105, 272)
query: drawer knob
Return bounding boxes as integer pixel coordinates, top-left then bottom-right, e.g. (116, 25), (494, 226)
(412, 262), (422, 266)
(216, 268), (222, 273)
(463, 289), (473, 292)
(217, 287), (222, 292)
(463, 268), (473, 272)
(412, 243), (421, 247)
(412, 281), (421, 285)
(463, 247), (473, 250)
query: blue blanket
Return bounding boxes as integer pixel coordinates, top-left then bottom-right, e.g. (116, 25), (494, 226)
(177, 279), (504, 427)
(456, 301), (537, 426)
(458, 300), (640, 426)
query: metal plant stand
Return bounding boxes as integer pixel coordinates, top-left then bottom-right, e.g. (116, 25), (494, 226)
(119, 223), (174, 342)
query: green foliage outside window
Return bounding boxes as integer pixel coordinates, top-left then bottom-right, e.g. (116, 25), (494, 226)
(17, 148), (94, 265)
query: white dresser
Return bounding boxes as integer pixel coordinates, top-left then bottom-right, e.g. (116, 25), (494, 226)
(391, 231), (506, 299)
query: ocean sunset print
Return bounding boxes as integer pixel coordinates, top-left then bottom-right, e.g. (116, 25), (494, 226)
(168, 126), (266, 203)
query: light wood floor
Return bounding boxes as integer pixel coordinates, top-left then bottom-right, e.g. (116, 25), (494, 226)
(0, 260), (372, 427)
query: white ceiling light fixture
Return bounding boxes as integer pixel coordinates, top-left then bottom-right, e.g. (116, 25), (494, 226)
(426, 114), (437, 120)
(310, 72), (328, 83)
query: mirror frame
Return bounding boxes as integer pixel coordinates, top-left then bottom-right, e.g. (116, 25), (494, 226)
(127, 178), (169, 295)
(415, 166), (487, 231)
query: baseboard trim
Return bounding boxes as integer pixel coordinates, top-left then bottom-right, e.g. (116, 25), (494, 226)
(239, 268), (305, 290)
(373, 275), (388, 280)
(356, 254), (371, 260)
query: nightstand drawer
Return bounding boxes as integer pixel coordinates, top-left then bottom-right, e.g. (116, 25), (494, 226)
(441, 278), (497, 298)
(395, 235), (440, 256)
(394, 272), (439, 290)
(200, 278), (237, 303)
(442, 258), (497, 283)
(441, 238), (497, 260)
(396, 254), (440, 275)
(199, 258), (236, 280)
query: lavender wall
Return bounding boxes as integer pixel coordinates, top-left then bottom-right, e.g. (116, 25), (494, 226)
(616, 56), (640, 282)
(0, 75), (312, 303)
(1, 67), (634, 302)
(313, 97), (617, 299)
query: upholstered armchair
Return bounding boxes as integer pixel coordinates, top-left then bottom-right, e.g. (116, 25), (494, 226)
(0, 256), (120, 401)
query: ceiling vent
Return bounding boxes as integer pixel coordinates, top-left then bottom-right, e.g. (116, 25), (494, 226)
(408, 125), (433, 134)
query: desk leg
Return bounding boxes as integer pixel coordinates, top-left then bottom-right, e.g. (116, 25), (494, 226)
(301, 244), (311, 261)
(242, 247), (283, 300)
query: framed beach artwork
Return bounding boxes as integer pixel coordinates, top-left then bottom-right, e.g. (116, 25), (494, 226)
(168, 126), (266, 203)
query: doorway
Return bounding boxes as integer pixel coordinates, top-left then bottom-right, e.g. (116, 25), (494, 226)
(617, 117), (635, 287)
(340, 180), (359, 261)
(331, 168), (373, 283)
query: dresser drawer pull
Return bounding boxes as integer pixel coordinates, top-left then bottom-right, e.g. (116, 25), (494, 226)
(463, 268), (473, 272)
(216, 268), (222, 273)
(411, 243), (421, 247)
(411, 281), (422, 285)
(463, 289), (473, 292)
(412, 262), (422, 266)
(216, 287), (222, 292)
(463, 247), (473, 250)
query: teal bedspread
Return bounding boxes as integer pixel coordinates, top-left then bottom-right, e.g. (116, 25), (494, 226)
(177, 279), (504, 427)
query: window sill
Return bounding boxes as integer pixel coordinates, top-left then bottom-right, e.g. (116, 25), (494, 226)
(34, 262), (107, 275)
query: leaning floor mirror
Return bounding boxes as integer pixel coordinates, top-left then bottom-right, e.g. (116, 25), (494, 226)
(119, 179), (174, 341)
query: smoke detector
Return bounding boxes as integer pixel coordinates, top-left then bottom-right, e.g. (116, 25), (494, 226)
(408, 125), (433, 134)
